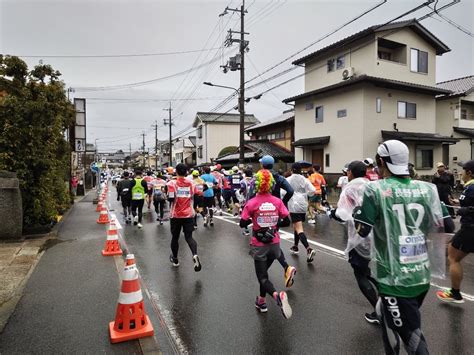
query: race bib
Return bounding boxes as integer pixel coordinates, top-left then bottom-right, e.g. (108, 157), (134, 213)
(206, 182), (214, 188)
(232, 178), (240, 185)
(176, 186), (191, 197)
(133, 192), (143, 199)
(196, 185), (204, 192)
(399, 234), (428, 264)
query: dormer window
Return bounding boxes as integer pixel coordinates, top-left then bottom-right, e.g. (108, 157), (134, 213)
(377, 38), (407, 64)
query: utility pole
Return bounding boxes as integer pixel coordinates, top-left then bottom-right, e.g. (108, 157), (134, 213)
(152, 120), (158, 169)
(129, 143), (132, 157)
(142, 132), (146, 154)
(220, 1), (248, 166)
(163, 102), (173, 167)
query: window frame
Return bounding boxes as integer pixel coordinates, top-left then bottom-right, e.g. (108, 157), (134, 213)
(410, 48), (428, 74)
(337, 109), (347, 118)
(315, 105), (324, 123)
(198, 146), (203, 159)
(325, 153), (330, 168)
(415, 144), (434, 170)
(197, 126), (203, 139)
(327, 59), (335, 72)
(397, 101), (416, 119)
(336, 54), (345, 70)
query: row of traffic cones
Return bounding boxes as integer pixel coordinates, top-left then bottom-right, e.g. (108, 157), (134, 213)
(94, 186), (154, 343)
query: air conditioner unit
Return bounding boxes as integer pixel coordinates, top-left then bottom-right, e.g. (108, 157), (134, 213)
(342, 67), (354, 80)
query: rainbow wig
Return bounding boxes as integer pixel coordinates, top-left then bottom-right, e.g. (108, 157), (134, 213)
(254, 169), (275, 194)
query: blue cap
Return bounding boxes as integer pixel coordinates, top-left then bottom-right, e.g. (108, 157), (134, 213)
(259, 155), (274, 167)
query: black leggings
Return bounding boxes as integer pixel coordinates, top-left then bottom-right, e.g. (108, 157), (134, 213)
(121, 198), (131, 219)
(153, 199), (165, 219)
(348, 249), (378, 308)
(294, 231), (309, 249)
(255, 258), (277, 298)
(131, 199), (144, 222)
(378, 292), (429, 355)
(170, 218), (197, 258)
(213, 189), (222, 209)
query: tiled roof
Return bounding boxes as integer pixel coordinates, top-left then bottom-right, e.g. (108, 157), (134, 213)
(293, 19), (450, 65)
(215, 140), (294, 163)
(283, 75), (450, 103)
(193, 112), (259, 127)
(437, 75), (474, 97)
(381, 130), (459, 144)
(245, 110), (294, 132)
(293, 136), (330, 147)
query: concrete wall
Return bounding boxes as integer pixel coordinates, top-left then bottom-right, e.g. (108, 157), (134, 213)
(304, 27), (439, 92)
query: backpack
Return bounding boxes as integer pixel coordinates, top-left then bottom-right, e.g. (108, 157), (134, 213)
(153, 187), (165, 202)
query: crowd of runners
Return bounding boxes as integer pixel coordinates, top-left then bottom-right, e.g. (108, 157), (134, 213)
(112, 139), (474, 355)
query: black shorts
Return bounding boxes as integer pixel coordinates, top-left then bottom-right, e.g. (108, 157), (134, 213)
(170, 217), (194, 236)
(451, 226), (474, 253)
(193, 195), (204, 209)
(203, 196), (215, 208)
(290, 213), (306, 223)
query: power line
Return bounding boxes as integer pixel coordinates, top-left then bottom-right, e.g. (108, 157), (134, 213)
(426, 2), (474, 37)
(7, 47), (224, 58)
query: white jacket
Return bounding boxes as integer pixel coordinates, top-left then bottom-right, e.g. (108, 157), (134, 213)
(286, 174), (316, 213)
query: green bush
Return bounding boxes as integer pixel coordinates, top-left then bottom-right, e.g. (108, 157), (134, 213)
(0, 55), (74, 229)
(218, 146), (238, 158)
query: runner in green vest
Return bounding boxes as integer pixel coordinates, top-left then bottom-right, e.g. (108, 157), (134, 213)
(130, 170), (148, 228)
(353, 140), (454, 355)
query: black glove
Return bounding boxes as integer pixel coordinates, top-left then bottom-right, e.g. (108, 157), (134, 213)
(329, 208), (344, 223)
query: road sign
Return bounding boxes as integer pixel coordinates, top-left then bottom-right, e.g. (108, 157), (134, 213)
(90, 162), (100, 173)
(75, 139), (85, 152)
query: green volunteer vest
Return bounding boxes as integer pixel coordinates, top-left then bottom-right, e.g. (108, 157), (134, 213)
(132, 178), (145, 200)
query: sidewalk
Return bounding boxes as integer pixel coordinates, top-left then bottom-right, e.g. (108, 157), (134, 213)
(0, 191), (146, 353)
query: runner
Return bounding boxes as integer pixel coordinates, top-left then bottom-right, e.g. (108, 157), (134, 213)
(211, 164), (224, 215)
(151, 171), (167, 225)
(191, 170), (206, 229)
(307, 165), (326, 224)
(129, 169), (148, 228)
(229, 166), (243, 216)
(201, 166), (218, 227)
(363, 158), (380, 181)
(167, 163), (201, 271)
(353, 140), (454, 354)
(328, 160), (379, 324)
(222, 169), (233, 212)
(143, 171), (154, 210)
(286, 163), (317, 263)
(116, 171), (133, 224)
(239, 169), (292, 319)
(437, 159), (474, 304)
(240, 167), (254, 236)
(337, 165), (349, 191)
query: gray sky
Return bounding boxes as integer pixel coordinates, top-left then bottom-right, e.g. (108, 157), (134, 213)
(1, 0), (473, 153)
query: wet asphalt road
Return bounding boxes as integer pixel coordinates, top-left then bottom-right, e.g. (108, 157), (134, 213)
(109, 196), (474, 355)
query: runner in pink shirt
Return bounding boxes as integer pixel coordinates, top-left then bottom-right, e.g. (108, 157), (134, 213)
(240, 169), (292, 319)
(167, 163), (201, 272)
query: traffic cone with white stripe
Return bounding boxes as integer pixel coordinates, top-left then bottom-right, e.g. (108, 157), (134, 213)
(96, 200), (103, 212)
(102, 223), (122, 256)
(109, 264), (154, 343)
(97, 206), (110, 224)
(125, 254), (135, 266)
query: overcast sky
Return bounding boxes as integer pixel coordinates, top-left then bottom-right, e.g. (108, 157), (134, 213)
(1, 0), (473, 153)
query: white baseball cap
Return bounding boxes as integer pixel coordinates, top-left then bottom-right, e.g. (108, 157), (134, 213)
(363, 158), (374, 166)
(377, 140), (410, 176)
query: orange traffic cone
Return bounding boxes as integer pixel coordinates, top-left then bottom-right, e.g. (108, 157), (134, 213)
(102, 223), (122, 256)
(125, 254), (135, 266)
(97, 206), (110, 224)
(96, 200), (103, 212)
(109, 264), (154, 343)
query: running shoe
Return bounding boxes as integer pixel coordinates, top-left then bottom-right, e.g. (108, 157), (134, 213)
(137, 223), (143, 229)
(242, 227), (250, 236)
(159, 220), (164, 226)
(156, 217), (160, 222)
(209, 218), (214, 227)
(255, 297), (268, 313)
(133, 216), (138, 225)
(193, 255), (202, 272)
(436, 289), (464, 304)
(219, 210), (223, 216)
(275, 291), (292, 319)
(307, 219), (316, 224)
(364, 312), (380, 325)
(284, 266), (296, 288)
(307, 248), (316, 263)
(169, 255), (179, 267)
(289, 246), (299, 255)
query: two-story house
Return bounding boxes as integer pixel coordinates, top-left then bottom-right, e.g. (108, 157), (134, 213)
(192, 112), (259, 165)
(173, 136), (196, 166)
(283, 19), (456, 178)
(436, 75), (474, 168)
(245, 109), (295, 154)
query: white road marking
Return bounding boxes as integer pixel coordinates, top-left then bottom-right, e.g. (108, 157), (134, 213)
(214, 212), (474, 302)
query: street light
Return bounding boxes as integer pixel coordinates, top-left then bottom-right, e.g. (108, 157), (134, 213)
(203, 81), (262, 165)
